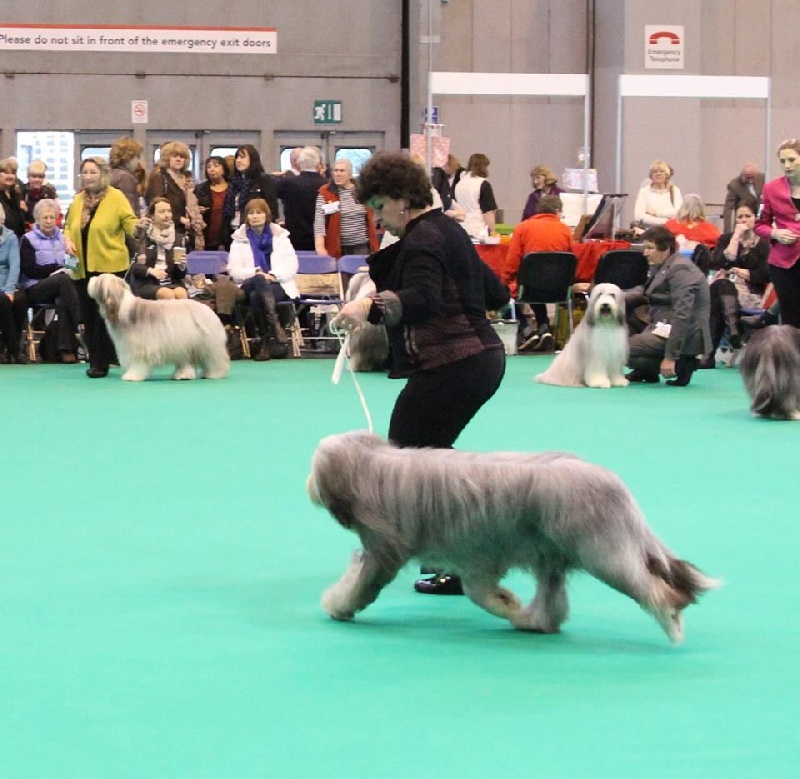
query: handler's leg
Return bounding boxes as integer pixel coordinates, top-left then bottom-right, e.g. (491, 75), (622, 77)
(626, 330), (665, 383)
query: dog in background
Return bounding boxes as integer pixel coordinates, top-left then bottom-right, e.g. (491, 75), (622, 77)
(535, 283), (628, 388)
(88, 274), (229, 381)
(308, 431), (719, 644)
(343, 270), (389, 372)
(740, 324), (800, 420)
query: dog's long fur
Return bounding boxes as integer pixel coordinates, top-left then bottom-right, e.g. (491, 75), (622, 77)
(535, 283), (629, 388)
(308, 431), (719, 644)
(739, 324), (800, 420)
(344, 271), (389, 372)
(88, 274), (229, 381)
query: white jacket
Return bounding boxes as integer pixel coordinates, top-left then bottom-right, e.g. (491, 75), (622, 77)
(227, 222), (300, 299)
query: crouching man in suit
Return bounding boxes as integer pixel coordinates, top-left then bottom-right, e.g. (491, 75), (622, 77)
(626, 226), (712, 387)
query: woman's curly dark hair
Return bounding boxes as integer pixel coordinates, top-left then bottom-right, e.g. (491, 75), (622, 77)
(355, 151), (433, 209)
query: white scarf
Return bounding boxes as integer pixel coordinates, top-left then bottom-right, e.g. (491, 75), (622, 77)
(147, 221), (175, 250)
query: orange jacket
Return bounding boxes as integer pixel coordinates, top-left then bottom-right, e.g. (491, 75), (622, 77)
(503, 214), (573, 296)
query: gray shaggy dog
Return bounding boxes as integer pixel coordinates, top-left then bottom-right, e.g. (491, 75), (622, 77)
(739, 324), (800, 420)
(308, 431), (719, 644)
(88, 273), (229, 381)
(344, 270), (389, 372)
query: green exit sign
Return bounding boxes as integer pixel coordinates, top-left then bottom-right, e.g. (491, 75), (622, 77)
(314, 100), (342, 124)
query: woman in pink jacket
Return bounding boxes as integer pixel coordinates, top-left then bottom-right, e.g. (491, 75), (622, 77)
(755, 139), (800, 327)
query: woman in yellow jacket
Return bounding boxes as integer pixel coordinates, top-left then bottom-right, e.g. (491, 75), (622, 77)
(65, 156), (143, 377)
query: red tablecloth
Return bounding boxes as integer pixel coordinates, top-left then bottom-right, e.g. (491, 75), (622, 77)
(476, 240), (631, 283)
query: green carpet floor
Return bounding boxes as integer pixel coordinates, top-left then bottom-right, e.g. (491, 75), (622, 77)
(1, 356), (796, 778)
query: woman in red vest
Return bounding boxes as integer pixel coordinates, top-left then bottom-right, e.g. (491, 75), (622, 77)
(313, 158), (378, 258)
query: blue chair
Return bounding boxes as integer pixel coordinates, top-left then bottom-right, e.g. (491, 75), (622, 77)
(186, 250), (229, 277)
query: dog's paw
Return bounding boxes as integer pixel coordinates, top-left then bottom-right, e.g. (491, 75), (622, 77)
(173, 365), (197, 380)
(510, 609), (560, 633)
(122, 371), (147, 381)
(321, 587), (355, 621)
(586, 377), (612, 389)
(611, 376), (630, 387)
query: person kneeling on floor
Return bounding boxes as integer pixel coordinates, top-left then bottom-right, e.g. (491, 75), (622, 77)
(626, 226), (712, 387)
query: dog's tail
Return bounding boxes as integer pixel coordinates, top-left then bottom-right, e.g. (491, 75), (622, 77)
(643, 553), (721, 644)
(740, 326), (800, 418)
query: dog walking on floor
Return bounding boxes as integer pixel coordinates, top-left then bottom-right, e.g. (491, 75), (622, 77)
(308, 431), (719, 644)
(88, 273), (229, 381)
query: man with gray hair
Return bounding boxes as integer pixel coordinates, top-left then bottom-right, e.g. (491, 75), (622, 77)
(723, 162), (764, 231)
(276, 146), (327, 250)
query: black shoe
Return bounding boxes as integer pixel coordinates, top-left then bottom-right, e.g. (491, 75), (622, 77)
(253, 343), (271, 361)
(666, 357), (698, 387)
(414, 574), (464, 595)
(697, 354), (716, 370)
(86, 366), (109, 378)
(268, 341), (290, 359)
(626, 369), (660, 383)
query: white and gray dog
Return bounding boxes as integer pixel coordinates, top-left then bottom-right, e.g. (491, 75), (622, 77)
(740, 324), (800, 420)
(308, 431), (719, 644)
(344, 270), (389, 372)
(536, 283), (629, 388)
(88, 273), (229, 381)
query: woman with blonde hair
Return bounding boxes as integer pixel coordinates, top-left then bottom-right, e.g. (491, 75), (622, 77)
(665, 193), (721, 250)
(145, 141), (205, 249)
(522, 165), (563, 220)
(633, 159), (682, 229)
(65, 156), (144, 377)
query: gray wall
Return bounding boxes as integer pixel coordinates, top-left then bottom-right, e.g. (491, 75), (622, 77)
(2, 1), (799, 224)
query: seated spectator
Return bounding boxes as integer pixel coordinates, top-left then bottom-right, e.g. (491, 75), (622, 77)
(502, 194), (573, 351)
(130, 198), (188, 300)
(522, 165), (563, 221)
(723, 163), (764, 232)
(227, 198), (298, 361)
(0, 207), (28, 363)
(275, 146), (326, 251)
(20, 160), (59, 229)
(454, 152), (498, 238)
(19, 199), (81, 363)
(633, 160), (682, 230)
(0, 158), (26, 239)
(665, 193), (721, 250)
(699, 204), (770, 368)
(626, 226), (711, 387)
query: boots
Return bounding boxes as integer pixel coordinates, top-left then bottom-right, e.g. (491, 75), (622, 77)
(263, 296), (289, 359)
(251, 306), (272, 361)
(721, 293), (741, 349)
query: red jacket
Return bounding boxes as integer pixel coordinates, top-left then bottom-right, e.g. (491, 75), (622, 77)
(755, 176), (800, 269)
(503, 214), (573, 296)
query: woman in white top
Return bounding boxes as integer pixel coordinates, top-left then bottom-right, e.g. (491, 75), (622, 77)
(454, 153), (498, 238)
(228, 198), (299, 360)
(633, 159), (683, 229)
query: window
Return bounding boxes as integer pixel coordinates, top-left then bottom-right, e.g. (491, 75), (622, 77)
(335, 148), (373, 176)
(16, 131), (75, 210)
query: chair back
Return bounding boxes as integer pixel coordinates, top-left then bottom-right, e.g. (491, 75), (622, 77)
(186, 250), (228, 276)
(517, 251), (577, 303)
(295, 251), (342, 298)
(337, 254), (370, 275)
(593, 249), (648, 290)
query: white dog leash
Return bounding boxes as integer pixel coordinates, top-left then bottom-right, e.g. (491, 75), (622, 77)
(331, 326), (374, 433)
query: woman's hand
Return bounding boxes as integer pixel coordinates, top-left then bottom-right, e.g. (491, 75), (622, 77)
(65, 237), (77, 256)
(180, 215), (191, 228)
(660, 358), (676, 380)
(772, 228), (799, 245)
(331, 298), (372, 333)
(149, 268), (168, 280)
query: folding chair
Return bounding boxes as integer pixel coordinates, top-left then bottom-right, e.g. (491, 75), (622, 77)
(24, 303), (57, 362)
(593, 249), (648, 291)
(294, 252), (345, 353)
(516, 251), (579, 347)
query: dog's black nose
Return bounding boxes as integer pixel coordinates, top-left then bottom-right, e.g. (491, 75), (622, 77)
(600, 303), (612, 314)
